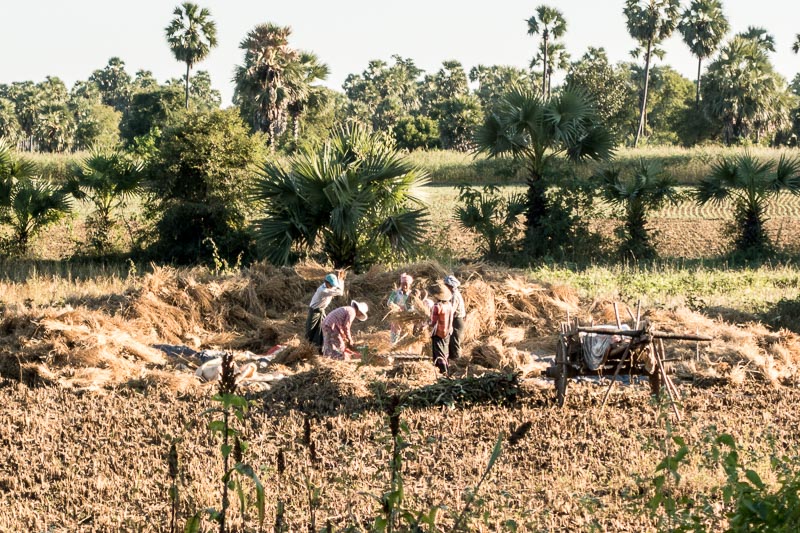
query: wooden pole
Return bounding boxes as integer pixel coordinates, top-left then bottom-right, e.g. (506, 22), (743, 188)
(655, 340), (681, 422)
(598, 344), (632, 415)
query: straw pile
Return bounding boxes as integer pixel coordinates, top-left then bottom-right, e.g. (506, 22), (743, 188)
(1, 258), (797, 391)
(262, 359), (373, 415)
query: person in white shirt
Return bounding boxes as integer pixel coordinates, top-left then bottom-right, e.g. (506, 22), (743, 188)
(305, 270), (346, 349)
(443, 275), (466, 362)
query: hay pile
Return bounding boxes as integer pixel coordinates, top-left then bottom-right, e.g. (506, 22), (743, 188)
(1, 259), (798, 391)
(0, 306), (197, 391)
(262, 359), (373, 414)
(646, 308), (800, 386)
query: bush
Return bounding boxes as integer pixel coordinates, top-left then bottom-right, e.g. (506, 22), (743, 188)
(144, 109), (266, 265)
(393, 115), (440, 150)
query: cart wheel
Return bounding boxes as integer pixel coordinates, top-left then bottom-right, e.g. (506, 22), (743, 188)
(555, 339), (568, 407)
(649, 369), (661, 397)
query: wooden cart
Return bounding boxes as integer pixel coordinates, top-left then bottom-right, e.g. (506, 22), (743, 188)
(546, 316), (711, 417)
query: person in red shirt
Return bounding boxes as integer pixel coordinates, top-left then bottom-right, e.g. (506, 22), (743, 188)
(321, 300), (368, 360)
(428, 282), (454, 375)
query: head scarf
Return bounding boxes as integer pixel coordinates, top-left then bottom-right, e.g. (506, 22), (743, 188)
(443, 275), (460, 289)
(400, 273), (413, 286)
(324, 273), (339, 288)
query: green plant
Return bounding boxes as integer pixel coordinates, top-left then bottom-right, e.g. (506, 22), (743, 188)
(0, 140), (72, 255)
(65, 148), (143, 255)
(368, 397), (439, 533)
(695, 152), (800, 257)
(646, 422), (800, 532)
(145, 108), (264, 264)
(251, 123), (430, 270)
(473, 85), (614, 256)
(455, 185), (525, 259)
(597, 160), (680, 261)
(188, 352), (265, 533)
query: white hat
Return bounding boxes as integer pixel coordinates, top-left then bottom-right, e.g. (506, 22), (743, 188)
(351, 300), (369, 321)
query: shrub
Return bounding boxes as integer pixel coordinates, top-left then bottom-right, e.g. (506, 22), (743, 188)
(144, 109), (266, 264)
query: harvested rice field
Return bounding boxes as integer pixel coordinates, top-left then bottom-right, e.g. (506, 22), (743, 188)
(1, 261), (800, 531)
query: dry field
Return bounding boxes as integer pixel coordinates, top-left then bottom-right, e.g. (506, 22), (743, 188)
(1, 261), (800, 531)
(2, 374), (799, 531)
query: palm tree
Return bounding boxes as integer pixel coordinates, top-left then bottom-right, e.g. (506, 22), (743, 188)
(526, 6), (567, 98)
(530, 42), (570, 99)
(793, 34), (800, 54)
(740, 26), (776, 52)
(284, 51), (330, 144)
(233, 23), (299, 147)
(623, 0), (681, 147)
(695, 153), (800, 256)
(65, 149), (143, 254)
(251, 124), (429, 269)
(597, 160), (679, 260)
(0, 140), (71, 255)
(474, 86), (615, 246)
(455, 185), (526, 259)
(703, 35), (787, 144)
(678, 0), (729, 109)
(165, 2), (218, 109)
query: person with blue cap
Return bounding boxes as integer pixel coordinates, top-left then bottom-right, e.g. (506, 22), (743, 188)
(443, 275), (466, 362)
(305, 269), (346, 349)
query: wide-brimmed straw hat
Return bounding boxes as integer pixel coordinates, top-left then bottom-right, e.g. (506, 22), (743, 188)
(351, 300), (369, 321)
(428, 282), (452, 302)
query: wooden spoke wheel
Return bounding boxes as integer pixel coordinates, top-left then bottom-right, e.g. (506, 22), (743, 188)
(555, 337), (568, 407)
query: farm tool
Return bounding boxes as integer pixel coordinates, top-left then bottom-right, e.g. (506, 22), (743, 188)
(546, 304), (711, 419)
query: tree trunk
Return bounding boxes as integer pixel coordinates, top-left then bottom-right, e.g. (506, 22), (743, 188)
(695, 57), (702, 109)
(634, 39), (653, 147)
(525, 171), (548, 232)
(542, 36), (549, 98)
(184, 62), (191, 110)
(292, 112), (300, 144)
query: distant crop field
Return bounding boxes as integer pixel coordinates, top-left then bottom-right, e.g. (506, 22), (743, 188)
(407, 146), (795, 185)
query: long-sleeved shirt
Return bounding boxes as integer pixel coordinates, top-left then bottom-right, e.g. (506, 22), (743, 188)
(387, 288), (412, 310)
(322, 306), (357, 345)
(308, 281), (344, 310)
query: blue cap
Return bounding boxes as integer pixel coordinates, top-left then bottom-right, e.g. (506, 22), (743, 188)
(325, 273), (339, 288)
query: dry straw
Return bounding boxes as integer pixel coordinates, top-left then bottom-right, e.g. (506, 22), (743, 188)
(0, 259), (797, 391)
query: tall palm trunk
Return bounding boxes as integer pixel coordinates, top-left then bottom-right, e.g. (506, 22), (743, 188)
(184, 62), (191, 110)
(542, 35), (549, 98)
(695, 57), (702, 109)
(634, 39), (653, 147)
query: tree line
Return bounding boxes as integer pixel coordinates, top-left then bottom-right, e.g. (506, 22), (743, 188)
(1, 0), (799, 155)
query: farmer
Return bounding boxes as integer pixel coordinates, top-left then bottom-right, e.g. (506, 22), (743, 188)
(444, 275), (466, 362)
(428, 282), (454, 374)
(321, 300), (369, 360)
(386, 273), (414, 344)
(305, 270), (346, 350)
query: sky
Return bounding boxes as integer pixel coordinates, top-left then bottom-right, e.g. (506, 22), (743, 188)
(1, 0), (799, 107)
